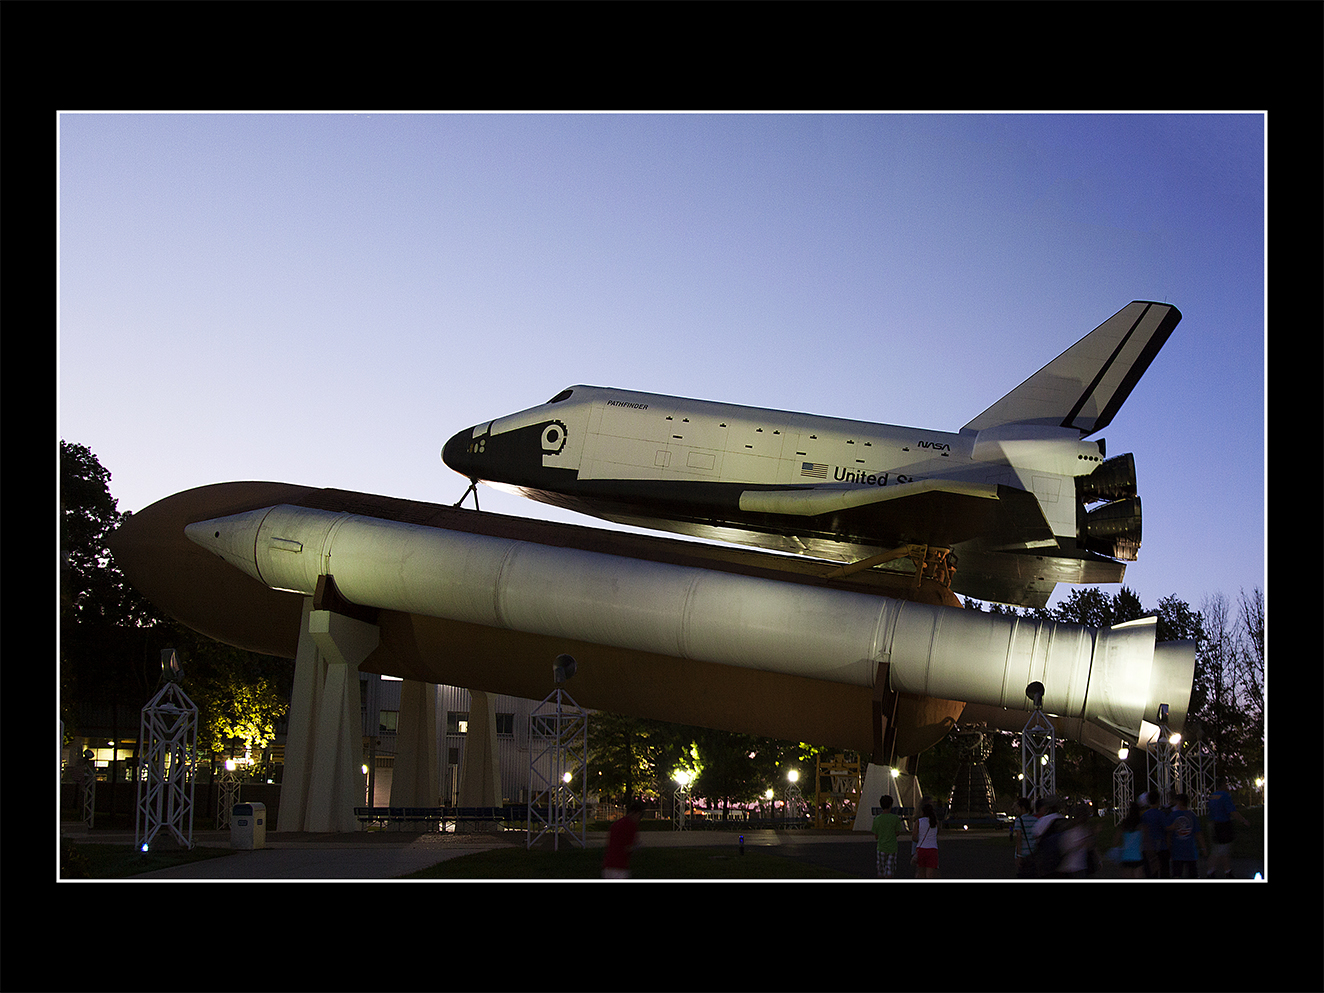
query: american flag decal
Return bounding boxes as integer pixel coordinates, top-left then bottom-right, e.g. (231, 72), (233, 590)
(800, 462), (829, 479)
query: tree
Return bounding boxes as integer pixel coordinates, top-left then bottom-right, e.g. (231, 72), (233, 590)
(1233, 587), (1265, 730)
(1154, 593), (1203, 645)
(690, 729), (791, 820)
(61, 441), (172, 728)
(60, 440), (160, 629)
(1187, 589), (1265, 798)
(587, 712), (694, 806)
(166, 625), (291, 761)
(1047, 586), (1116, 628)
(587, 711), (653, 804)
(60, 441), (292, 768)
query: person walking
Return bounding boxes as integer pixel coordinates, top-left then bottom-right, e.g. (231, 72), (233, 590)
(911, 801), (940, 878)
(601, 800), (645, 879)
(1059, 803), (1099, 878)
(1207, 779), (1249, 878)
(870, 795), (908, 879)
(1011, 796), (1039, 878)
(1141, 792), (1171, 878)
(1112, 801), (1148, 878)
(1166, 793), (1207, 878)
(1031, 795), (1068, 877)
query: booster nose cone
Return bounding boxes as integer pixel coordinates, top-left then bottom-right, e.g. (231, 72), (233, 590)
(184, 508), (273, 583)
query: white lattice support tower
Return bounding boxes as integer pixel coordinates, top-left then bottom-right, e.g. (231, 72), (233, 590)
(83, 777), (97, 828)
(783, 777), (805, 827)
(217, 764), (239, 829)
(1112, 759), (1135, 823)
(134, 655), (199, 852)
(673, 777), (692, 831)
(77, 749), (97, 829)
(1146, 714), (1182, 807)
(1183, 736), (1216, 815)
(526, 685), (588, 850)
(1020, 707), (1057, 804)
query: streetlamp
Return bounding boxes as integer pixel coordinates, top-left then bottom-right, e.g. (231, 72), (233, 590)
(673, 770), (692, 831)
(1112, 742), (1134, 824)
(784, 769), (803, 827)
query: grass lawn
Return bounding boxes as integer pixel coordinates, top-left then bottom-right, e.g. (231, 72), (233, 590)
(60, 838), (235, 879)
(403, 843), (851, 880)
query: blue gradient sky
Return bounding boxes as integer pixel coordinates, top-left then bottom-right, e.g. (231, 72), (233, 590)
(58, 112), (1265, 612)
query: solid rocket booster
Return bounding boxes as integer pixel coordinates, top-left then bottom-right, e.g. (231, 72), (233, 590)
(185, 504), (1194, 741)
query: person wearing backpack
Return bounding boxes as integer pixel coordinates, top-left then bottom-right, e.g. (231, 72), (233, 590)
(1031, 795), (1067, 878)
(1141, 791), (1172, 878)
(1012, 796), (1039, 878)
(1111, 801), (1148, 878)
(1059, 803), (1100, 877)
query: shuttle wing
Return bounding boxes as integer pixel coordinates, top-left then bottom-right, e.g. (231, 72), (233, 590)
(739, 478), (1054, 552)
(962, 301), (1182, 436)
(738, 478), (999, 517)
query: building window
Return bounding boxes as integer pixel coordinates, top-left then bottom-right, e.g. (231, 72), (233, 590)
(447, 712), (469, 734)
(496, 713), (515, 736)
(379, 710), (399, 734)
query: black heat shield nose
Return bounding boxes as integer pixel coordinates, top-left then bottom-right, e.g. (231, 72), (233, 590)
(442, 427), (480, 476)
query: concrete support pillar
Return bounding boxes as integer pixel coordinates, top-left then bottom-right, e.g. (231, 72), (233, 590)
(278, 598), (379, 833)
(853, 764), (926, 831)
(457, 688), (502, 833)
(390, 680), (439, 808)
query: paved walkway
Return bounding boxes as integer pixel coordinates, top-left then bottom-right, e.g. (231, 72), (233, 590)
(61, 825), (1265, 881)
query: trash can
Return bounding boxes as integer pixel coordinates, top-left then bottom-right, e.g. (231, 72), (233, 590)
(231, 802), (267, 850)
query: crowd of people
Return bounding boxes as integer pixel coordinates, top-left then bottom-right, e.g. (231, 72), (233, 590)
(870, 778), (1250, 880)
(601, 780), (1251, 880)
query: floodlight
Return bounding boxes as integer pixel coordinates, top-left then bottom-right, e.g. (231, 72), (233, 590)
(161, 648), (181, 681)
(1026, 682), (1045, 708)
(553, 654), (577, 683)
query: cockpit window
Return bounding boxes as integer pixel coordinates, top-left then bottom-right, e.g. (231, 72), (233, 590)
(548, 388), (574, 404)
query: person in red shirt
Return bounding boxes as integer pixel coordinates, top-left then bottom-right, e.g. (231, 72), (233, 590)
(602, 800), (645, 878)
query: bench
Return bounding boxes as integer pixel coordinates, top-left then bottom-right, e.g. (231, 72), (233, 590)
(354, 805), (528, 830)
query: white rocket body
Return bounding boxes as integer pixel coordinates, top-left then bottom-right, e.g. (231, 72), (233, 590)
(186, 503), (1194, 744)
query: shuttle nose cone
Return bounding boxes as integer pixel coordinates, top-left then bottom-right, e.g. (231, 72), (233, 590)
(442, 426), (479, 476)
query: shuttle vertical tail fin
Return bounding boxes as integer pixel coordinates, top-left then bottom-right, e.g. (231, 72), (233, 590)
(961, 301), (1182, 436)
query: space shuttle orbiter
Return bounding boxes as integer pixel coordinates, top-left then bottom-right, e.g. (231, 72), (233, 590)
(443, 301), (1181, 608)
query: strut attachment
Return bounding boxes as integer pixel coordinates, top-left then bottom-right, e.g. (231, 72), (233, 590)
(823, 543), (956, 588)
(454, 478), (481, 510)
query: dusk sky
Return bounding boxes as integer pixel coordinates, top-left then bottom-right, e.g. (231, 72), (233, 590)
(58, 112), (1265, 615)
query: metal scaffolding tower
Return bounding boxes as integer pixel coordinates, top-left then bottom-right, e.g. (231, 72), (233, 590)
(217, 762), (240, 829)
(814, 752), (861, 829)
(1183, 728), (1216, 815)
(134, 650), (199, 852)
(783, 770), (805, 828)
(1146, 704), (1181, 806)
(1020, 682), (1056, 804)
(526, 655), (588, 850)
(1113, 743), (1135, 823)
(672, 773), (693, 831)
